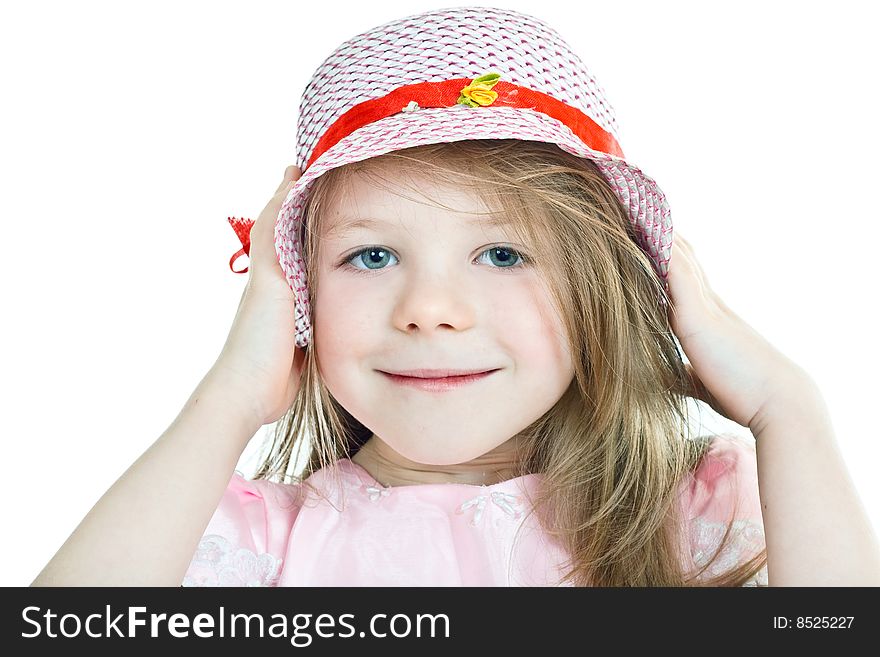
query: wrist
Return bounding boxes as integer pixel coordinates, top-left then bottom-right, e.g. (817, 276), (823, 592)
(749, 372), (828, 437)
(196, 365), (265, 436)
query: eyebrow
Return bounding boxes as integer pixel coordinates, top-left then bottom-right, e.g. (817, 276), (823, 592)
(326, 214), (514, 238)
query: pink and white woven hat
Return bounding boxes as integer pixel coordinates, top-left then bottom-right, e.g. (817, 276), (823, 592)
(227, 6), (673, 349)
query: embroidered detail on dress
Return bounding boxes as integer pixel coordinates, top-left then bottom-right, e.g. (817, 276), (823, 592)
(456, 490), (524, 526)
(364, 484), (392, 502)
(691, 518), (767, 586)
(401, 101), (420, 112)
(182, 534), (282, 587)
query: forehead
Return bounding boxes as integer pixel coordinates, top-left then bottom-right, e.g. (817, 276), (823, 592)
(321, 170), (512, 237)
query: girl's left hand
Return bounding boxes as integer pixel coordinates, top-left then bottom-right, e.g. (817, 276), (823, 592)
(666, 232), (813, 431)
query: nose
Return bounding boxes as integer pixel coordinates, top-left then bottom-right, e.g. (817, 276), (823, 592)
(391, 269), (476, 335)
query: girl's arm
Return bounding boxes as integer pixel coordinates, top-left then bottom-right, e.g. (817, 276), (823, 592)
(32, 166), (304, 586)
(30, 367), (261, 586)
(752, 378), (880, 586)
(666, 233), (880, 584)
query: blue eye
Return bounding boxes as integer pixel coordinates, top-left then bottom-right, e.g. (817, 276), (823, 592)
(348, 247), (397, 271)
(340, 245), (529, 275)
(482, 247), (522, 268)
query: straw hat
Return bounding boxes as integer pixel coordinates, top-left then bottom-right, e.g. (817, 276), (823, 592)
(227, 6), (673, 349)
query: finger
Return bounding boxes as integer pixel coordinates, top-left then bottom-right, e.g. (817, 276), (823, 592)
(669, 237), (695, 283)
(667, 242), (702, 317)
(275, 165), (300, 194)
(275, 178), (296, 197)
(274, 171), (290, 194)
(671, 233), (710, 295)
(257, 178), (295, 235)
(676, 231), (701, 259)
(680, 236), (710, 291)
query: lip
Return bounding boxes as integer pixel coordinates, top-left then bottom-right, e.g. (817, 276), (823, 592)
(378, 369), (500, 392)
(382, 368), (498, 378)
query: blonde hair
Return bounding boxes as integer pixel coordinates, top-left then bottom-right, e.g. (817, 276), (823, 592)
(251, 139), (768, 586)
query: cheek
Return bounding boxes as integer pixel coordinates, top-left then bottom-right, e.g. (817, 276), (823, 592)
(313, 275), (383, 372)
(500, 278), (572, 371)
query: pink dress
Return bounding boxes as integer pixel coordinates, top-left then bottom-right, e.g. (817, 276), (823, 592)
(182, 433), (768, 586)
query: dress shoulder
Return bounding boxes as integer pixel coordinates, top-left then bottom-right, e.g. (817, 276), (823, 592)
(181, 470), (304, 587)
(684, 433), (768, 586)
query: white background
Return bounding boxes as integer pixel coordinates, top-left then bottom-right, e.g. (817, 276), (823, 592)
(2, 0), (877, 586)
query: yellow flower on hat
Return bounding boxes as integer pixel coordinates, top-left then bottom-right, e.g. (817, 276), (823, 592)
(457, 73), (501, 107)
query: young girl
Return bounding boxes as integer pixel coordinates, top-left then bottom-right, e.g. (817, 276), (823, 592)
(32, 7), (879, 587)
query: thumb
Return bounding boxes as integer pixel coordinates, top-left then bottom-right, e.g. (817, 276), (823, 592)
(275, 165), (302, 194)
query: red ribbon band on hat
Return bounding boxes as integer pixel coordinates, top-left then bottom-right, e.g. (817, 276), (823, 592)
(307, 77), (625, 170)
(227, 76), (625, 273)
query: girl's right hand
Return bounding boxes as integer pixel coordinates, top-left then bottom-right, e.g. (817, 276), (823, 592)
(211, 165), (307, 427)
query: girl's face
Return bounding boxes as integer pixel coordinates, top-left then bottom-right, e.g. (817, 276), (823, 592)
(313, 168), (575, 467)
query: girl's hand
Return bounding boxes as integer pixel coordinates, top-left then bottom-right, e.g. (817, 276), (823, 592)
(667, 232), (814, 432)
(211, 165), (307, 427)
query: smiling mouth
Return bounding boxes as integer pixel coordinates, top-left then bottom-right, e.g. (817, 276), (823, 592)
(379, 368), (500, 378)
(378, 369), (500, 391)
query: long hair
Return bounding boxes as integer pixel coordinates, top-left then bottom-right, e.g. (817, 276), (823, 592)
(250, 139), (767, 586)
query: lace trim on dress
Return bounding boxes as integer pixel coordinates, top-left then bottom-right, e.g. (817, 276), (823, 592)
(691, 518), (768, 586)
(181, 534), (283, 587)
